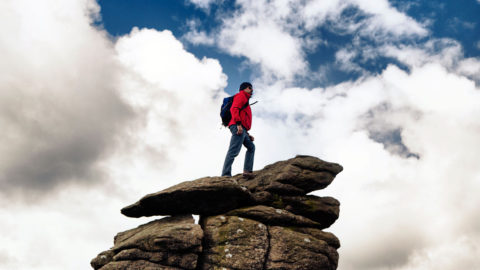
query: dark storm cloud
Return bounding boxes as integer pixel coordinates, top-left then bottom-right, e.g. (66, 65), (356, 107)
(368, 128), (420, 159)
(0, 0), (136, 200)
(0, 83), (134, 199)
(362, 102), (420, 159)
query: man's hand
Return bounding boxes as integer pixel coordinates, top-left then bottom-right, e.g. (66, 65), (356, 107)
(249, 135), (254, 141)
(236, 125), (243, 135)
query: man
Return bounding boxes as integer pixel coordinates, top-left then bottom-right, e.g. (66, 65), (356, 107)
(221, 82), (255, 178)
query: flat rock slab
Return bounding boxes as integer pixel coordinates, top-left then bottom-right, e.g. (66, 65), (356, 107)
(226, 205), (322, 228)
(91, 215), (202, 270)
(271, 195), (340, 229)
(239, 155), (343, 195)
(122, 156), (342, 218)
(199, 215), (269, 270)
(121, 177), (254, 218)
(250, 193), (340, 229)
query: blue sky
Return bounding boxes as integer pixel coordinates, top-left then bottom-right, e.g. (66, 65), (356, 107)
(98, 0), (480, 92)
(1, 1), (480, 269)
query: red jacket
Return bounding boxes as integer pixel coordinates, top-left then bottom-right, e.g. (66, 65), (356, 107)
(228, 90), (252, 130)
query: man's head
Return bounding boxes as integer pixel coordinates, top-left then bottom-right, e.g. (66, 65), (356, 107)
(239, 82), (253, 94)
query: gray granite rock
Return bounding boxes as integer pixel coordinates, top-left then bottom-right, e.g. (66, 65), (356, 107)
(199, 215), (269, 270)
(266, 226), (338, 270)
(93, 155), (343, 270)
(272, 195), (340, 228)
(225, 205), (322, 228)
(239, 155), (343, 196)
(91, 215), (202, 270)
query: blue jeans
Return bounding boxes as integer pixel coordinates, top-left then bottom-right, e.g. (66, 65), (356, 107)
(221, 125), (255, 176)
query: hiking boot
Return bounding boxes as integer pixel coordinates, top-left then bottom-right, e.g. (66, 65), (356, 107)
(242, 172), (255, 179)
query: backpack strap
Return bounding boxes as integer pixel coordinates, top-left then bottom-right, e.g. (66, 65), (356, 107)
(240, 100), (258, 111)
(240, 101), (249, 111)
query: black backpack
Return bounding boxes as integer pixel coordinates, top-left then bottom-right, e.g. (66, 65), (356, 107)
(220, 95), (256, 126)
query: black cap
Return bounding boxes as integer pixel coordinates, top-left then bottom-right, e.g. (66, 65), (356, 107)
(239, 82), (252, 91)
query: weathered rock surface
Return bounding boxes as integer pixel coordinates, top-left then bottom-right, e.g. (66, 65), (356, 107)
(288, 227), (341, 249)
(238, 155), (343, 196)
(225, 205), (322, 228)
(199, 215), (269, 270)
(93, 155), (343, 270)
(91, 215), (202, 270)
(266, 226), (338, 270)
(247, 193), (340, 229)
(271, 195), (340, 228)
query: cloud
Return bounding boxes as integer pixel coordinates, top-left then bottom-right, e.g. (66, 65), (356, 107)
(331, 34), (480, 84)
(380, 38), (480, 83)
(0, 251), (15, 266)
(351, 0), (428, 37)
(397, 237), (480, 270)
(218, 19), (307, 81)
(335, 48), (366, 74)
(112, 26), (228, 183)
(0, 0), (134, 200)
(381, 39), (463, 68)
(458, 57), (480, 82)
(187, 0), (218, 10)
(184, 0), (428, 82)
(301, 0), (427, 38)
(300, 0), (348, 30)
(0, 184), (146, 270)
(182, 28), (216, 46)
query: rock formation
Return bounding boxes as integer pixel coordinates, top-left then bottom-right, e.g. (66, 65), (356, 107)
(92, 155), (343, 270)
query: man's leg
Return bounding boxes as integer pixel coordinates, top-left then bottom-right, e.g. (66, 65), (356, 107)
(243, 133), (255, 173)
(221, 125), (245, 176)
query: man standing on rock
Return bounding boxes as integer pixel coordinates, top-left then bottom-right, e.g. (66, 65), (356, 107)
(221, 82), (255, 178)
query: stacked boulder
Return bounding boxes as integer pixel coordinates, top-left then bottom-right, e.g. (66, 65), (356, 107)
(91, 155), (343, 270)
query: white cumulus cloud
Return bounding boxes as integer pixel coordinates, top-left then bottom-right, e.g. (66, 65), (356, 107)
(185, 0), (428, 81)
(351, 0), (428, 37)
(187, 0), (218, 10)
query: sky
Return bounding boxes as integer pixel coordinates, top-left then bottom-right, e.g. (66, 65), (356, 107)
(0, 0), (479, 269)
